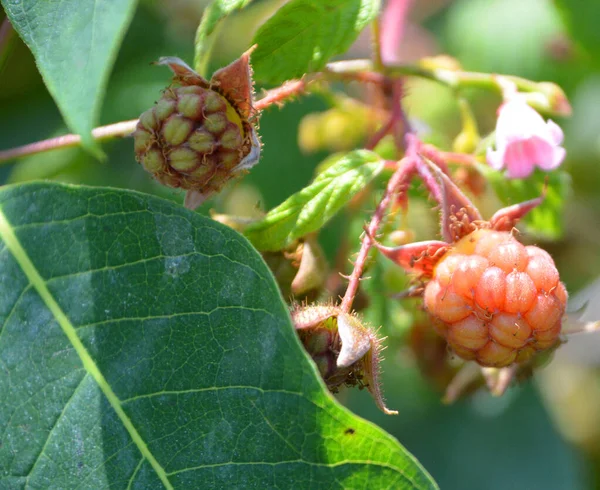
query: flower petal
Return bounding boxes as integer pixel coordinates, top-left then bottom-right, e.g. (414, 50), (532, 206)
(486, 147), (505, 170)
(496, 98), (548, 145)
(503, 140), (536, 178)
(538, 146), (566, 171)
(546, 119), (564, 146)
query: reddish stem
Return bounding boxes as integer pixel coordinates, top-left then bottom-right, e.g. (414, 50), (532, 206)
(391, 79), (410, 151)
(365, 116), (394, 150)
(421, 144), (479, 167)
(340, 138), (419, 313)
(0, 119), (139, 164)
(254, 77), (316, 112)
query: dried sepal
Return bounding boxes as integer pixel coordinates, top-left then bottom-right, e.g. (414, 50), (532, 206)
(372, 239), (448, 277)
(420, 157), (482, 241)
(488, 194), (545, 231)
(361, 339), (397, 415)
(290, 303), (396, 415)
(336, 313), (373, 368)
(211, 46), (256, 120)
(155, 57), (209, 87)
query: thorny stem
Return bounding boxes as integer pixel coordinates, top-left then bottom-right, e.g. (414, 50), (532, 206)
(364, 116), (394, 151)
(420, 144), (479, 167)
(340, 137), (419, 313)
(364, 79), (409, 153)
(0, 120), (139, 165)
(391, 79), (410, 151)
(254, 77), (317, 112)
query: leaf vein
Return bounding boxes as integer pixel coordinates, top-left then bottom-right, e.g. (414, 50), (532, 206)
(0, 208), (174, 490)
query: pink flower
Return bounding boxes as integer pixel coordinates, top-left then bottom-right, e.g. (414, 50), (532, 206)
(486, 97), (566, 179)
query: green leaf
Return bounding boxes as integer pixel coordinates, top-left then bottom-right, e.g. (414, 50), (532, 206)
(554, 0), (600, 66)
(1, 0), (137, 154)
(193, 0), (254, 77)
(478, 165), (571, 240)
(0, 182), (437, 489)
(252, 0), (380, 84)
(245, 150), (385, 251)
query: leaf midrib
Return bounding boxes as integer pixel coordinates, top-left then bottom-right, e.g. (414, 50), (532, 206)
(0, 208), (173, 490)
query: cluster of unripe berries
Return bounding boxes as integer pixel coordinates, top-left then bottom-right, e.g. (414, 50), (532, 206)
(424, 229), (567, 367)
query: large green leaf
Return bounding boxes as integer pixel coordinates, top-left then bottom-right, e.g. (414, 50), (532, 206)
(251, 0), (380, 84)
(0, 183), (436, 489)
(245, 150), (385, 251)
(1, 0), (138, 153)
(193, 0), (254, 77)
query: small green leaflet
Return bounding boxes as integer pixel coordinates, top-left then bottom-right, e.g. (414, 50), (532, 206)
(245, 150), (385, 251)
(477, 164), (571, 240)
(194, 0), (254, 76)
(251, 0), (381, 84)
(1, 0), (137, 155)
(0, 182), (437, 489)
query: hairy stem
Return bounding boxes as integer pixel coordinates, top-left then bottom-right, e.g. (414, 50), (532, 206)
(254, 77), (316, 112)
(0, 120), (139, 165)
(340, 138), (419, 313)
(420, 144), (480, 167)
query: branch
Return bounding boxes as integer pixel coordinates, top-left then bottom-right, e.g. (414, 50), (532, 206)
(325, 60), (571, 117)
(254, 77), (317, 112)
(0, 119), (139, 165)
(340, 137), (419, 313)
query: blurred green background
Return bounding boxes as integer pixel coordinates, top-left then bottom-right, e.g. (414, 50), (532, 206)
(2, 0), (600, 488)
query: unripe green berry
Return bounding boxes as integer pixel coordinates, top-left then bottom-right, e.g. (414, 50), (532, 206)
(221, 125), (243, 150)
(157, 173), (181, 188)
(204, 91), (226, 113)
(177, 93), (203, 119)
(188, 129), (215, 153)
(139, 109), (159, 132)
(141, 149), (165, 173)
(188, 163), (215, 179)
(220, 151), (241, 169)
(162, 115), (193, 146)
(133, 129), (154, 154)
(178, 86), (203, 96)
(204, 113), (227, 133)
(154, 98), (177, 120)
(169, 148), (199, 172)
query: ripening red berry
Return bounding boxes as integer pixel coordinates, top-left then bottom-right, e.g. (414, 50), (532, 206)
(423, 229), (567, 367)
